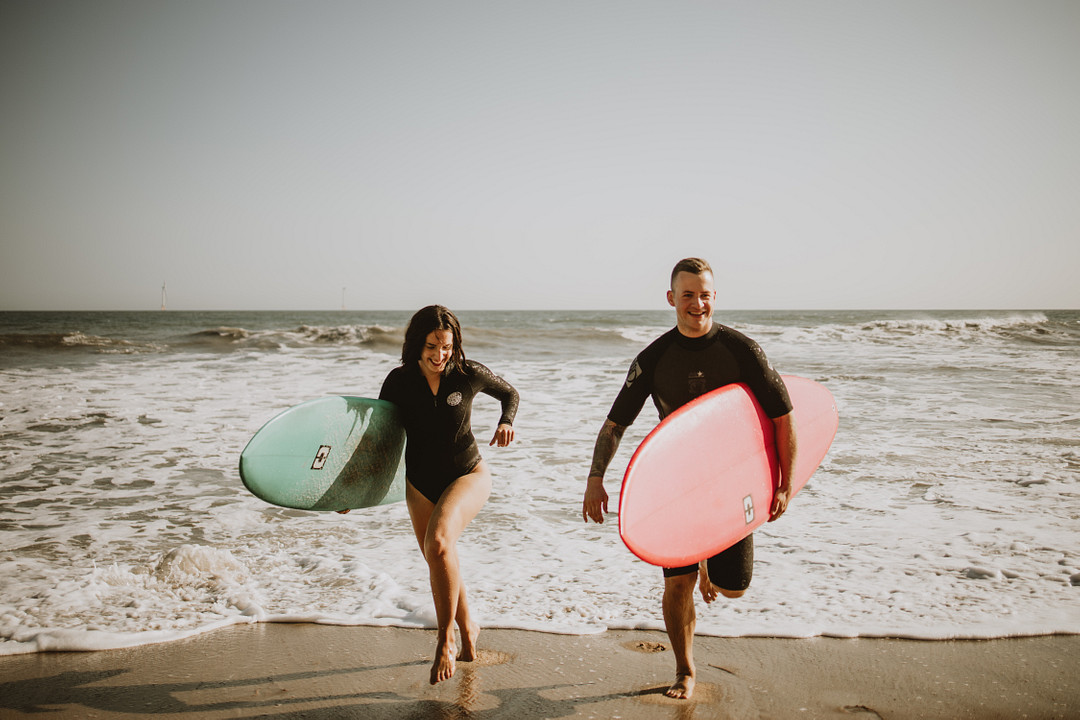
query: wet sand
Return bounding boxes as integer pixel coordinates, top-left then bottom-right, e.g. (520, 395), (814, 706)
(1, 625), (1077, 719)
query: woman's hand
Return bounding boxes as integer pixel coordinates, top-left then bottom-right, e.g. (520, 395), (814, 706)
(489, 423), (515, 447)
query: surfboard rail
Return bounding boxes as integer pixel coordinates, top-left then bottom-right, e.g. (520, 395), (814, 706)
(618, 375), (838, 567)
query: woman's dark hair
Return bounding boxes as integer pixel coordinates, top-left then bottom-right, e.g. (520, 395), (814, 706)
(401, 305), (466, 374)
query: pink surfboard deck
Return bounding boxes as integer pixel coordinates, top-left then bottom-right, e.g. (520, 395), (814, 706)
(618, 375), (838, 567)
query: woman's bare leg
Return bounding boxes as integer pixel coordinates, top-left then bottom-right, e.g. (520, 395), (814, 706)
(405, 463), (491, 684)
(405, 484), (480, 661)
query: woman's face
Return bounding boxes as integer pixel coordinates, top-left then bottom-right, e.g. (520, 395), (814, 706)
(419, 329), (454, 376)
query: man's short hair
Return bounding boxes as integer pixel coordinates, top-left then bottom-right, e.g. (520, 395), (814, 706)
(670, 258), (713, 288)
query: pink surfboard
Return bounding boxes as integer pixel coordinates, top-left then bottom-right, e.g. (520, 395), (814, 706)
(618, 375), (838, 567)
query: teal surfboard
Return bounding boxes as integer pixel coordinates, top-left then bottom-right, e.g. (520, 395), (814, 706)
(239, 397), (406, 511)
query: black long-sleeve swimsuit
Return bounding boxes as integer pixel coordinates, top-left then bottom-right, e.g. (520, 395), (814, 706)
(379, 359), (519, 503)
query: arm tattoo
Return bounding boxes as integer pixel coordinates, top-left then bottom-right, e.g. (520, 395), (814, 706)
(589, 420), (627, 479)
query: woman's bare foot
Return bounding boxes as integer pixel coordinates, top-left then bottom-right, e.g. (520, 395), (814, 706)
(665, 673), (696, 699)
(458, 621), (480, 662)
(430, 637), (457, 685)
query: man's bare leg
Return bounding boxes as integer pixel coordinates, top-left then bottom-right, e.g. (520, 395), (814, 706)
(662, 572), (698, 699)
(698, 559), (718, 603)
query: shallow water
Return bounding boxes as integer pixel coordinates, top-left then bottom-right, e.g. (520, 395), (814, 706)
(1, 309), (1078, 654)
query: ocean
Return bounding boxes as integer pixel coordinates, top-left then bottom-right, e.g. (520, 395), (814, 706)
(1, 309), (1077, 655)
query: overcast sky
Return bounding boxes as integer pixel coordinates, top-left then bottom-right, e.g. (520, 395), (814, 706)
(2, 1), (1077, 311)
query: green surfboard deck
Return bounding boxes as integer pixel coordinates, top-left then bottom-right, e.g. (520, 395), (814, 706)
(239, 396), (406, 511)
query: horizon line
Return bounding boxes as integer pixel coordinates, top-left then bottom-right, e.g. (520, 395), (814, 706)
(1, 307), (1075, 313)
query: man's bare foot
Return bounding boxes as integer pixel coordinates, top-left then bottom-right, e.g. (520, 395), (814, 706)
(430, 638), (456, 685)
(665, 673), (696, 699)
(458, 621), (480, 662)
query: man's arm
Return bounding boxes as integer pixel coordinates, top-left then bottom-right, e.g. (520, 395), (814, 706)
(769, 412), (798, 521)
(582, 419), (627, 524)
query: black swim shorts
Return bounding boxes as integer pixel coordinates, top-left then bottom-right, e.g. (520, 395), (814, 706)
(662, 534), (754, 592)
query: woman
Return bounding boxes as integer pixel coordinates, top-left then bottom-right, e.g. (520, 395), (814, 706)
(379, 305), (518, 684)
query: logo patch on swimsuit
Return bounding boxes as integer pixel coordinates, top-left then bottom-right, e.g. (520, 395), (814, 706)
(446, 392), (463, 407)
(625, 359), (642, 388)
(688, 370), (706, 397)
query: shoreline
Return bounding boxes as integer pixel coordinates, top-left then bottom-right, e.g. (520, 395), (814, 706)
(2, 624), (1076, 719)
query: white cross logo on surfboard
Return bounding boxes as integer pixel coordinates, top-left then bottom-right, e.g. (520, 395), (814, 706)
(311, 445), (332, 470)
(743, 494), (754, 525)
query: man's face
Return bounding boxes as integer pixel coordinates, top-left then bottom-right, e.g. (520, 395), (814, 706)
(667, 271), (715, 338)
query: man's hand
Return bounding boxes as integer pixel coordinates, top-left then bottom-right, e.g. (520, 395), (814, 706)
(769, 484), (791, 521)
(582, 476), (609, 523)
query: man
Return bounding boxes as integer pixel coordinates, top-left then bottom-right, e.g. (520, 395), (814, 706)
(582, 257), (797, 700)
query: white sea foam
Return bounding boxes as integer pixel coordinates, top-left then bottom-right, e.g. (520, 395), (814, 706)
(1, 310), (1077, 655)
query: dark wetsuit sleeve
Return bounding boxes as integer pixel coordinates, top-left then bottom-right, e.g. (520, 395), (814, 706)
(736, 339), (792, 419)
(378, 368), (400, 404)
(468, 360), (519, 426)
(607, 352), (654, 428)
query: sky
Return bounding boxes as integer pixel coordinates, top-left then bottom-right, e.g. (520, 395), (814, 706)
(2, 1), (1078, 311)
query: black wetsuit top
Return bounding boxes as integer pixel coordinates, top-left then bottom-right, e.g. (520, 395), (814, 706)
(379, 359), (519, 503)
(608, 323), (792, 426)
(607, 323), (792, 578)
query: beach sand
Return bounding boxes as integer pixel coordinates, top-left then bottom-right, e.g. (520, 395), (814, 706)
(1, 625), (1076, 719)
